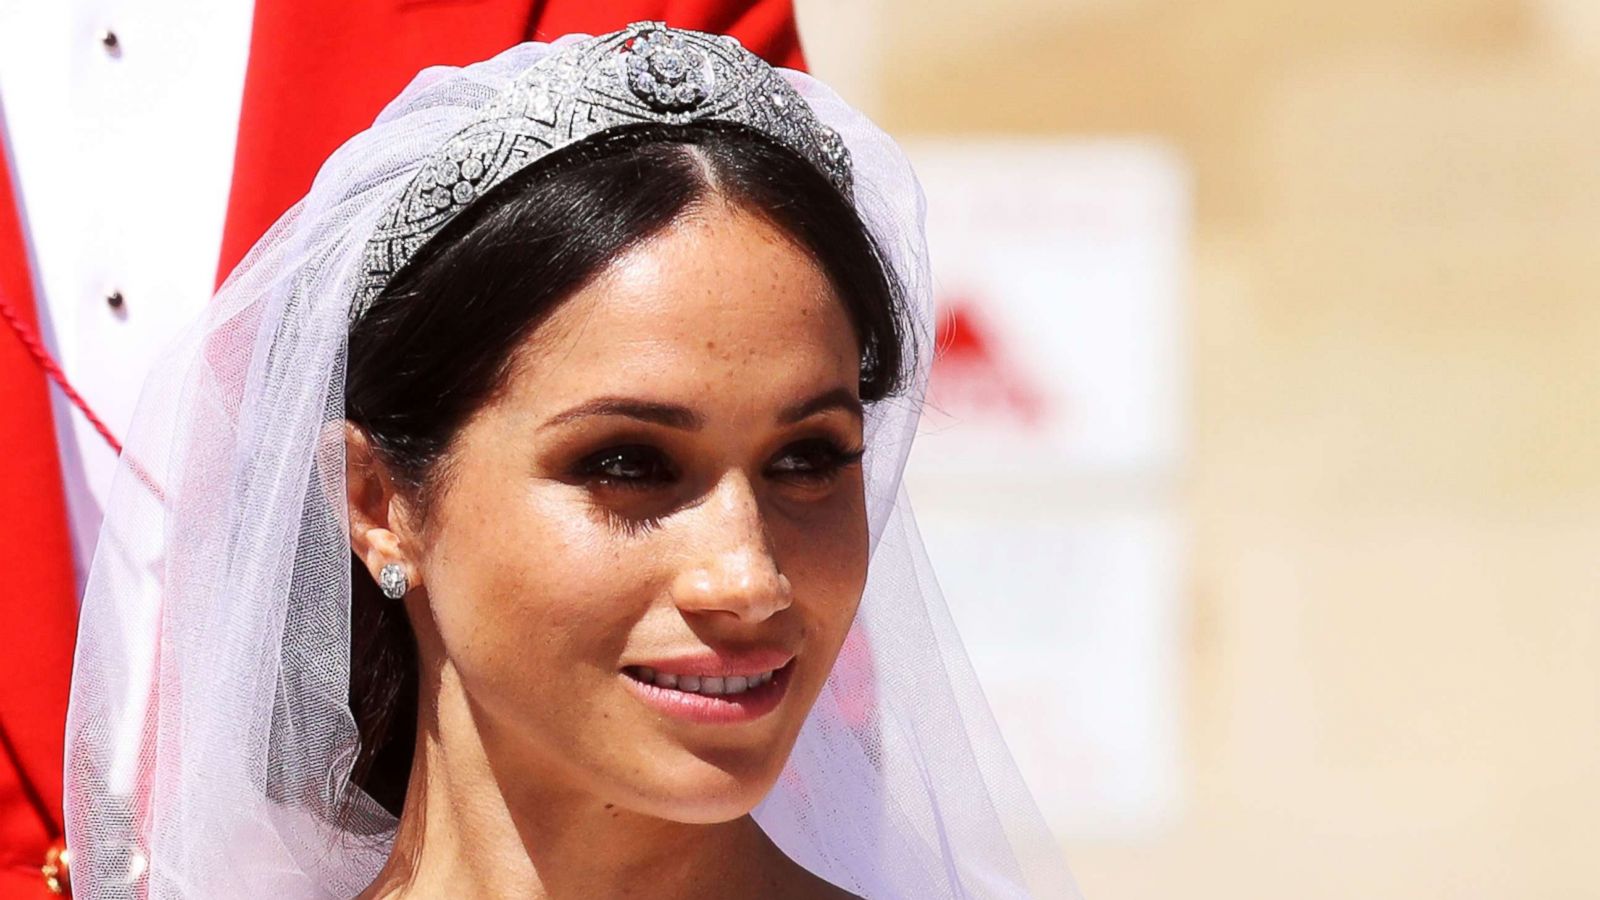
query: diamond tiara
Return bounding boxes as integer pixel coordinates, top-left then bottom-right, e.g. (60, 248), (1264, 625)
(350, 21), (854, 326)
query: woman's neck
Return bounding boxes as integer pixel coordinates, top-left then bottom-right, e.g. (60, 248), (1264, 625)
(354, 662), (837, 900)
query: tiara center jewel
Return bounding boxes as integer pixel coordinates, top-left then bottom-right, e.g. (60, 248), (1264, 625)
(625, 29), (711, 111)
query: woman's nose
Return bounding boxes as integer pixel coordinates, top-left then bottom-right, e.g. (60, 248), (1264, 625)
(670, 476), (793, 623)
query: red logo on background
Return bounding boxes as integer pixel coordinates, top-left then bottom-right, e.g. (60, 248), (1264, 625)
(930, 297), (1047, 429)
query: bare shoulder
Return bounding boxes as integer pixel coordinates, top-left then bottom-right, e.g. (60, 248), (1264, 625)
(750, 823), (863, 899)
(775, 865), (864, 900)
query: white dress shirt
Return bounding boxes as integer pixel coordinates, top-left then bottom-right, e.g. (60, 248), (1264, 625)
(0, 0), (254, 588)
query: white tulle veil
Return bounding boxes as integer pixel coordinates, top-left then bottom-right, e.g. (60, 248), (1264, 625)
(64, 27), (1081, 899)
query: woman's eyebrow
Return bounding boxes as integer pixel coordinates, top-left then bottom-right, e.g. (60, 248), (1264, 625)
(542, 397), (703, 431)
(778, 387), (863, 424)
(542, 387), (862, 432)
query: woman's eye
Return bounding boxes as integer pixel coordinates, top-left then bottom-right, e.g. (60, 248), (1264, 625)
(578, 445), (676, 488)
(768, 438), (865, 483)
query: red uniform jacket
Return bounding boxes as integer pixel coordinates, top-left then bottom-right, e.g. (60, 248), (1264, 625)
(0, 2), (803, 894)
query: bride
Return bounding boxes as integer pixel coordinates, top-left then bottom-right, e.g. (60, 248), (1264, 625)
(64, 23), (1079, 899)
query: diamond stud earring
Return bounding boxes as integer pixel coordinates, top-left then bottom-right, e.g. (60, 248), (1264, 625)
(378, 563), (409, 600)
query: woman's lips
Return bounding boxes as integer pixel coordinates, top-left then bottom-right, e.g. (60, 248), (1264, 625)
(629, 647), (796, 678)
(620, 659), (794, 725)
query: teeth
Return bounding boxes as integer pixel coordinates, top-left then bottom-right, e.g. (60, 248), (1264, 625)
(632, 666), (780, 697)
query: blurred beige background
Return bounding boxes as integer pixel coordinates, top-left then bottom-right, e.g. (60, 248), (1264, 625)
(796, 1), (1600, 897)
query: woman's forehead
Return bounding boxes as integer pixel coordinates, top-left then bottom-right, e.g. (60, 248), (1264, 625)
(508, 206), (860, 402)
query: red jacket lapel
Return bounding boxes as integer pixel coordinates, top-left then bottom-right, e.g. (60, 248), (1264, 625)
(0, 124), (78, 894)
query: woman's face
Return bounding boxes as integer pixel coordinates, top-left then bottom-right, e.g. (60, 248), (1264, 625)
(406, 199), (870, 823)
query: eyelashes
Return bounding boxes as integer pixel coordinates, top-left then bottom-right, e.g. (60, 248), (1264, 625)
(574, 439), (866, 492)
(579, 444), (678, 490)
(766, 438), (866, 483)
(597, 505), (667, 537)
(571, 438), (866, 534)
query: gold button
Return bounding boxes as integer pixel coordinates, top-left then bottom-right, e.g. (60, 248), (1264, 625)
(42, 839), (72, 895)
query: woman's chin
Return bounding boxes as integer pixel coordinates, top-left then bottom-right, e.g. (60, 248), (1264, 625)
(624, 752), (787, 825)
(598, 675), (808, 823)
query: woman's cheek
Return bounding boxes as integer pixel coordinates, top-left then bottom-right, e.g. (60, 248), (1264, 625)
(427, 486), (626, 691)
(778, 493), (870, 613)
(510, 492), (658, 655)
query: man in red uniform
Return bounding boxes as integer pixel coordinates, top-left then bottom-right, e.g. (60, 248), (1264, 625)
(0, 2), (804, 894)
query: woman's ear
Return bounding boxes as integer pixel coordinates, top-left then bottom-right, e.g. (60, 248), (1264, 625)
(345, 421), (422, 592)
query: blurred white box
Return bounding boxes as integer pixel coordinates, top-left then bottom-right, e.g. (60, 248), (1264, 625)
(903, 140), (1189, 838)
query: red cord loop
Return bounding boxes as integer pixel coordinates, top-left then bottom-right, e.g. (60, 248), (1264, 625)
(0, 289), (123, 454)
